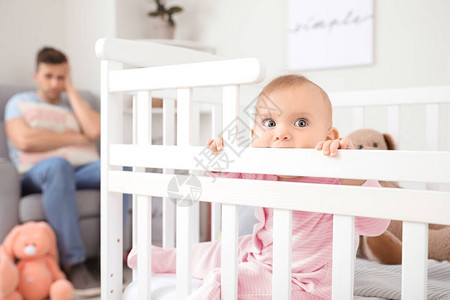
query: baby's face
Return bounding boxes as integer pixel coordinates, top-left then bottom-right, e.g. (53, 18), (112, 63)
(251, 83), (337, 149)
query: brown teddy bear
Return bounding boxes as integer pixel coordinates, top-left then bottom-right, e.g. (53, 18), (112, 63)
(348, 128), (450, 264)
(0, 222), (73, 300)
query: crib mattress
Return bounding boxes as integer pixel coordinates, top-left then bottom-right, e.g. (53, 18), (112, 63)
(122, 274), (202, 300)
(122, 258), (450, 300)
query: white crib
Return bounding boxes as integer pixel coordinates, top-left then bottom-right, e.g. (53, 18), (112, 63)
(96, 38), (450, 300)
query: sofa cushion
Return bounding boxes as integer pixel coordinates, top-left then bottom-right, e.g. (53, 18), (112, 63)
(19, 190), (100, 222)
(0, 159), (20, 240)
(0, 123), (7, 159)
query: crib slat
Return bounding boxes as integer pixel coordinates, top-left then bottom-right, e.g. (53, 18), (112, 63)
(100, 60), (124, 300)
(211, 104), (223, 240)
(426, 104), (440, 190)
(222, 86), (240, 130)
(221, 204), (239, 300)
(109, 171), (450, 226)
(272, 209), (292, 300)
(163, 99), (176, 249)
(131, 94), (139, 280)
(109, 145), (450, 184)
(131, 93), (153, 281)
(352, 107), (364, 129)
(221, 85), (240, 300)
(211, 203), (222, 241)
(137, 194), (152, 299)
(136, 91), (153, 144)
(176, 88), (193, 299)
(387, 105), (400, 144)
(96, 38), (220, 67)
(426, 104), (439, 151)
(212, 104), (223, 137)
(192, 103), (201, 244)
(401, 222), (428, 299)
(135, 91), (153, 299)
(177, 205), (192, 299)
(332, 215), (355, 300)
(192, 202), (200, 244)
(330, 85), (450, 107)
(108, 58), (263, 93)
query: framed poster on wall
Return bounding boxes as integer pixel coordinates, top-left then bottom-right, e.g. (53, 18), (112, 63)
(287, 0), (373, 70)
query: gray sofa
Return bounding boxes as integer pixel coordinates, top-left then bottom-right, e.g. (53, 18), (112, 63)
(0, 85), (102, 258)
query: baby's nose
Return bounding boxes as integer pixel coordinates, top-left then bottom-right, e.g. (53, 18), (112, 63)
(274, 127), (291, 141)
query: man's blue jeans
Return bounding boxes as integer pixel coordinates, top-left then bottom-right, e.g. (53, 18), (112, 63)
(21, 157), (100, 266)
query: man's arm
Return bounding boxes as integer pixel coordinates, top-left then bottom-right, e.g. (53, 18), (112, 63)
(64, 64), (101, 141)
(6, 117), (92, 152)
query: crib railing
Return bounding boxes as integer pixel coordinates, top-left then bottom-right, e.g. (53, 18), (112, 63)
(97, 38), (450, 300)
(108, 147), (450, 299)
(330, 86), (450, 151)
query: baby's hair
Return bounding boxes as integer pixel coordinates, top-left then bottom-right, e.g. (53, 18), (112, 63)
(259, 74), (329, 103)
(254, 74), (333, 127)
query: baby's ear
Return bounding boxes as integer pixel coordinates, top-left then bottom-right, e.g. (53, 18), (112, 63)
(327, 127), (339, 140)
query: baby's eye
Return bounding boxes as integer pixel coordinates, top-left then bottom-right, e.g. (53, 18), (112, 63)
(263, 119), (276, 127)
(294, 119), (308, 127)
(373, 143), (378, 148)
(358, 145), (364, 149)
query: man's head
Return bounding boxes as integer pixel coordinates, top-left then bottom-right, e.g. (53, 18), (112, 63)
(33, 47), (68, 104)
(251, 74), (338, 149)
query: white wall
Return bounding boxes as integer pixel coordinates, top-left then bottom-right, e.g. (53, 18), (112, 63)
(0, 0), (115, 96)
(0, 0), (66, 87)
(0, 0), (449, 96)
(175, 0), (450, 92)
(64, 0), (116, 96)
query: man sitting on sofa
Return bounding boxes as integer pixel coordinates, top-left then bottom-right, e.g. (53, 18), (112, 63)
(4, 47), (101, 296)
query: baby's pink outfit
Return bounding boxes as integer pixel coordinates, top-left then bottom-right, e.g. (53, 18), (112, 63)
(128, 174), (389, 299)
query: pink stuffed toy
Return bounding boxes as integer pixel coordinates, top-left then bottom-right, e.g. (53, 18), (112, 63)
(0, 222), (73, 300)
(0, 251), (21, 300)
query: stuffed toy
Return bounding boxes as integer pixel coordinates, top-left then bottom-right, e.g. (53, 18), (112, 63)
(0, 222), (73, 300)
(0, 251), (21, 300)
(349, 128), (450, 264)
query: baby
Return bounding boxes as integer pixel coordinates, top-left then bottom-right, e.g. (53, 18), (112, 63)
(128, 74), (389, 299)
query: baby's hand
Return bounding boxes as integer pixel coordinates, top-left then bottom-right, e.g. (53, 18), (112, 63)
(206, 136), (224, 155)
(315, 137), (354, 157)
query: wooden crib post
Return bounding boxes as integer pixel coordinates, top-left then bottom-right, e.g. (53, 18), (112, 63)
(100, 60), (124, 300)
(135, 91), (153, 299)
(176, 88), (194, 299)
(221, 85), (240, 300)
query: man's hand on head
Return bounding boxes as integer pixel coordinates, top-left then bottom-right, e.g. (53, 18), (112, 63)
(63, 63), (74, 92)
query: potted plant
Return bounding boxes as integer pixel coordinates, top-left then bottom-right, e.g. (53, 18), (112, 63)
(148, 0), (183, 39)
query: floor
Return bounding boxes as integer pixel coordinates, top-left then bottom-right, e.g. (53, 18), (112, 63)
(74, 262), (133, 300)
